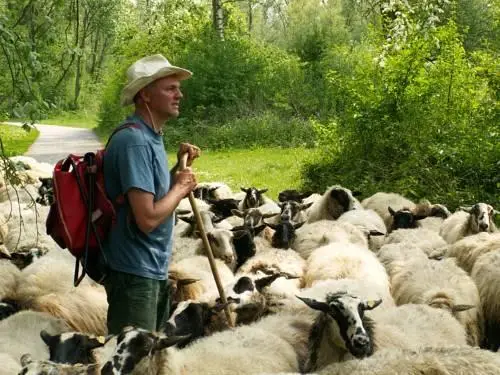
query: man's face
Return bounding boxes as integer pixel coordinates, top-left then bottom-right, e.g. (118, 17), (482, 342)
(145, 75), (183, 119)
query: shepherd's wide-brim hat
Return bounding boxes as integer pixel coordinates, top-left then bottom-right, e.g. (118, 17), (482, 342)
(120, 54), (192, 106)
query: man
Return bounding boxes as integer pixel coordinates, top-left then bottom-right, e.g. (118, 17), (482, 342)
(102, 54), (199, 334)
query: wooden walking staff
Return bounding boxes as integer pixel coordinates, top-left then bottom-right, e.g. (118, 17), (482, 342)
(179, 153), (235, 327)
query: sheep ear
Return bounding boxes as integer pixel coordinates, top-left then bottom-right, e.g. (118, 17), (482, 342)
(20, 353), (33, 367)
(452, 304), (475, 313)
(241, 187), (249, 193)
(253, 224), (267, 236)
(388, 206), (396, 216)
(154, 335), (192, 352)
(414, 214), (427, 221)
(493, 210), (500, 216)
(351, 190), (362, 197)
(299, 202), (314, 210)
(369, 230), (385, 237)
(458, 206), (473, 213)
(86, 336), (107, 349)
(361, 299), (383, 311)
(179, 216), (195, 224)
(40, 330), (58, 348)
(255, 274), (281, 292)
(208, 186), (219, 193)
(293, 221), (306, 229)
(264, 222), (278, 230)
(0, 245), (11, 259)
(296, 296), (330, 312)
(231, 209), (244, 218)
(258, 188), (268, 194)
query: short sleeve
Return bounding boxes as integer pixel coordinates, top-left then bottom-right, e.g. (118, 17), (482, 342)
(118, 145), (155, 195)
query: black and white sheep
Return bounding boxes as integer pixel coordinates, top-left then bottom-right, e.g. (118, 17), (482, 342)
(306, 185), (362, 223)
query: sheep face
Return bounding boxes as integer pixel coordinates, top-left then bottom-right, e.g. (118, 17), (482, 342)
(298, 292), (381, 359)
(326, 186), (361, 219)
(388, 207), (425, 230)
(241, 187), (268, 209)
(266, 220), (305, 249)
(101, 327), (185, 375)
(279, 201), (313, 222)
(207, 198), (240, 218)
(164, 301), (219, 346)
(462, 203), (495, 233)
(40, 330), (106, 365)
(206, 230), (236, 269)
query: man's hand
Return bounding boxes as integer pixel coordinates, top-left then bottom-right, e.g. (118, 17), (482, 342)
(177, 143), (200, 167)
(173, 167), (197, 197)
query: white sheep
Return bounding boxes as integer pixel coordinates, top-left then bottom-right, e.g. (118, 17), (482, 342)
(292, 220), (368, 259)
(102, 312), (313, 375)
(0, 311), (69, 366)
(168, 255), (235, 303)
(376, 243), (428, 280)
(390, 257), (482, 346)
(471, 249), (500, 351)
(304, 242), (392, 302)
(440, 203), (498, 244)
(383, 227), (447, 256)
(306, 185), (362, 223)
(361, 192), (415, 230)
(318, 346), (500, 375)
(336, 209), (386, 251)
(445, 232), (500, 273)
(299, 293), (467, 372)
(0, 353), (21, 374)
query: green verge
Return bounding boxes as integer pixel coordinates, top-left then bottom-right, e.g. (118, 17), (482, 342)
(167, 147), (317, 200)
(0, 124), (40, 156)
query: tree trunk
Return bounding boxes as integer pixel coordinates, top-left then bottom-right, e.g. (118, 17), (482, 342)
(248, 0), (253, 34)
(212, 0), (224, 40)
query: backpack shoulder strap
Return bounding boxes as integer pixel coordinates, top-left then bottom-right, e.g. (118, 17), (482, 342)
(105, 122), (141, 149)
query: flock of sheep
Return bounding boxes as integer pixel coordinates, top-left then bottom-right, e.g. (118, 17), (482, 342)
(0, 155), (499, 374)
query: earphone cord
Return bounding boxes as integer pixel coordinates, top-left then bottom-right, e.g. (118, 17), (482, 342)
(145, 102), (163, 135)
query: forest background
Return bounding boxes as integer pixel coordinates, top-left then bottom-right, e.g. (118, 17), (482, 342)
(0, 0), (498, 209)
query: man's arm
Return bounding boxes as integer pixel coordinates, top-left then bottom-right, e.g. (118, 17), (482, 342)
(128, 167), (196, 234)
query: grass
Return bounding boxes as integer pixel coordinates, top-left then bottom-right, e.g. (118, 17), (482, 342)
(0, 124), (40, 156)
(167, 146), (317, 200)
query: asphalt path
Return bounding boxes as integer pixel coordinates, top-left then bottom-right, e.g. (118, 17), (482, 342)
(6, 122), (103, 165)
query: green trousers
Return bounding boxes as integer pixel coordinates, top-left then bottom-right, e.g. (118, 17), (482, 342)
(103, 269), (170, 335)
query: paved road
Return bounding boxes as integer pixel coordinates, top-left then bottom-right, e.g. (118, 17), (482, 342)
(7, 122), (103, 165)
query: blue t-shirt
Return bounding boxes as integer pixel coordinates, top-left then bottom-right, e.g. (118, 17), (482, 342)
(103, 114), (173, 280)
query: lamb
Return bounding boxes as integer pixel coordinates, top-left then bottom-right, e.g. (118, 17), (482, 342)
(304, 242), (392, 302)
(168, 255), (235, 303)
(440, 203), (498, 244)
(292, 220), (368, 259)
(390, 257), (482, 346)
(278, 200), (313, 224)
(306, 185), (362, 223)
(318, 346), (500, 375)
(444, 232), (500, 273)
(101, 312), (312, 375)
(299, 293), (467, 372)
(0, 311), (69, 366)
(471, 249), (500, 351)
(361, 192), (416, 230)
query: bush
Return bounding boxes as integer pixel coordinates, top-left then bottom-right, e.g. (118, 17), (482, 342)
(302, 22), (499, 210)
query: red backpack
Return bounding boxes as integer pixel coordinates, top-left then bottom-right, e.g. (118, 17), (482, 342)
(46, 123), (139, 286)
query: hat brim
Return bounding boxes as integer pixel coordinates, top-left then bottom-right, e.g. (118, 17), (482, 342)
(120, 66), (192, 106)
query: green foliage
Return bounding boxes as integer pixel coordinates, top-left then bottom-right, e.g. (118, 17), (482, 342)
(302, 19), (499, 209)
(0, 124), (39, 156)
(165, 112), (316, 151)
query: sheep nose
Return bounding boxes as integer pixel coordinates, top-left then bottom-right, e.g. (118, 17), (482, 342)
(479, 223), (488, 231)
(352, 335), (370, 349)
